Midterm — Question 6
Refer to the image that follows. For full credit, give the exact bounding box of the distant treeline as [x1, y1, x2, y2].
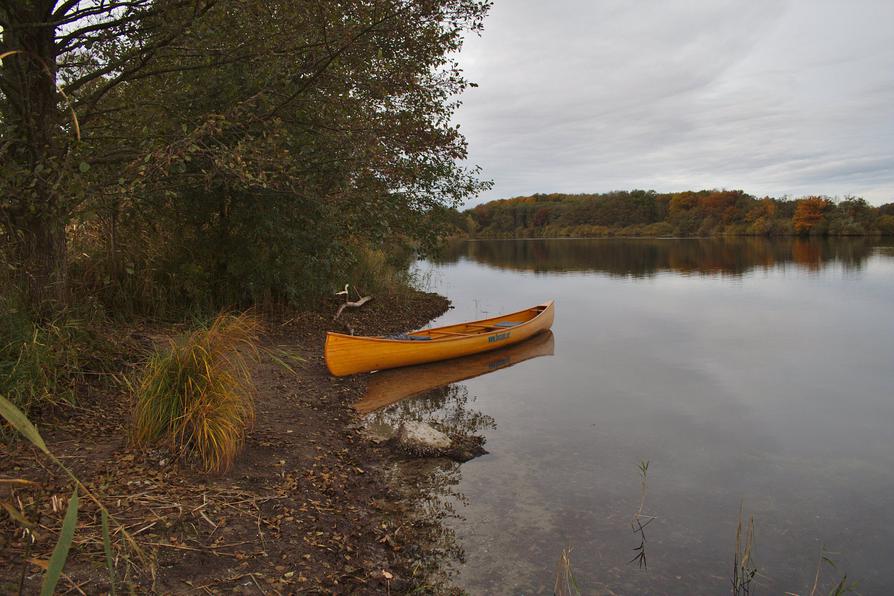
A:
[451, 190, 894, 238]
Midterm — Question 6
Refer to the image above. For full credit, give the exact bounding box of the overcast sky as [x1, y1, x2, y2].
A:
[455, 0, 894, 206]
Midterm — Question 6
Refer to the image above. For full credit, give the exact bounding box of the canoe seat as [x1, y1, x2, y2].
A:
[388, 333, 433, 341]
[494, 321, 520, 328]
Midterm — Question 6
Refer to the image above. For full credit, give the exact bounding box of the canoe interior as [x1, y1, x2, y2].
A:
[383, 303, 550, 341]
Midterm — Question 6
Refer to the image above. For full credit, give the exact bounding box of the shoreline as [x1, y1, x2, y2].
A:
[0, 290, 452, 594]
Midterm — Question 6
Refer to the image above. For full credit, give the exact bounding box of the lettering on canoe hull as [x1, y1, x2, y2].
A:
[488, 332, 510, 344]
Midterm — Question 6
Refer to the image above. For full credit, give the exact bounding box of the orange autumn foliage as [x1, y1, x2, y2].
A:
[793, 197, 832, 234]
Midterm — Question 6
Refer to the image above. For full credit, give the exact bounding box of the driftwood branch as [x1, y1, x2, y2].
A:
[333, 284, 372, 320]
[334, 295, 372, 320]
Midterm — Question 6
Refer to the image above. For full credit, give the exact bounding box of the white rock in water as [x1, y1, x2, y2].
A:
[395, 421, 452, 456]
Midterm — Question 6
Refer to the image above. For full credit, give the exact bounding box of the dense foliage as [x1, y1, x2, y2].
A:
[462, 191, 894, 238]
[1, 0, 491, 313]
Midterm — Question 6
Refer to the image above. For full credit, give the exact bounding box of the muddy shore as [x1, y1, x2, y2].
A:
[0, 290, 454, 594]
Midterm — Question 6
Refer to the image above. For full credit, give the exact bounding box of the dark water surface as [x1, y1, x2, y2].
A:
[375, 238, 894, 594]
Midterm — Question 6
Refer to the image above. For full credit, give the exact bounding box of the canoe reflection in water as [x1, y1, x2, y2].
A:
[354, 330, 555, 415]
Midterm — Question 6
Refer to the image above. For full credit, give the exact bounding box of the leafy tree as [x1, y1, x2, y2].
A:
[1, 0, 491, 311]
[793, 197, 832, 235]
[1, 0, 219, 306]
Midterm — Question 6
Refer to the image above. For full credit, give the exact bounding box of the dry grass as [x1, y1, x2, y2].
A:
[0, 290, 109, 438]
[554, 547, 581, 596]
[347, 245, 416, 297]
[131, 312, 261, 473]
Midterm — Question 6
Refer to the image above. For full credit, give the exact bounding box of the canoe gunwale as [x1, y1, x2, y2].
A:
[325, 301, 553, 345]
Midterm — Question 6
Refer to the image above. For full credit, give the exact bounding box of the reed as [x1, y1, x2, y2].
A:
[554, 547, 581, 596]
[629, 459, 654, 570]
[131, 312, 260, 473]
[809, 546, 858, 596]
[347, 244, 418, 297]
[731, 504, 758, 595]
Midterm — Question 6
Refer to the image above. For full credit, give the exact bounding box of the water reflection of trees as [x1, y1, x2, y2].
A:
[432, 238, 893, 276]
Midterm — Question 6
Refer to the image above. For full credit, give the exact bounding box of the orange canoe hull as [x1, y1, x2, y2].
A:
[325, 301, 555, 377]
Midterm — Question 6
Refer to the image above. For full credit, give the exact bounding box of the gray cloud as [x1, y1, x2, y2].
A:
[456, 0, 894, 205]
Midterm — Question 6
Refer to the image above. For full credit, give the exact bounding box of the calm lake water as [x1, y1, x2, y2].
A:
[370, 238, 894, 594]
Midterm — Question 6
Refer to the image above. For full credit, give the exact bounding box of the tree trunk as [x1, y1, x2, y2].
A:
[1, 1, 67, 309]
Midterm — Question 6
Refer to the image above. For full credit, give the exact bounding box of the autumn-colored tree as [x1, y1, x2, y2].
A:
[793, 197, 832, 234]
[465, 192, 891, 239]
[533, 207, 551, 227]
[668, 192, 700, 216]
[702, 191, 740, 222]
[746, 198, 778, 222]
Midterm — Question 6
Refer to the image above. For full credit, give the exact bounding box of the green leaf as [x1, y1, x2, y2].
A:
[101, 509, 117, 595]
[78, 161, 90, 173]
[41, 487, 79, 596]
[0, 393, 49, 454]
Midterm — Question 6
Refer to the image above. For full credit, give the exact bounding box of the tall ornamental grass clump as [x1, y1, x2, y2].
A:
[131, 313, 260, 473]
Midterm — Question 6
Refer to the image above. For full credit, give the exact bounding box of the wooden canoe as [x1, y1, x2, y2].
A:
[354, 330, 555, 414]
[325, 300, 555, 377]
